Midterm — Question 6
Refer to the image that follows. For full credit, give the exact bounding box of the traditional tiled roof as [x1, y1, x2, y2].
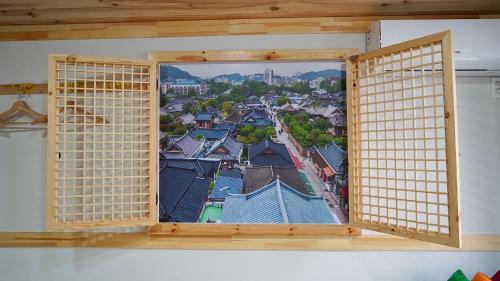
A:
[223, 111, 242, 123]
[178, 113, 195, 125]
[240, 109, 272, 127]
[209, 176, 243, 200]
[243, 165, 308, 194]
[316, 142, 347, 173]
[159, 158, 220, 222]
[221, 179, 337, 224]
[310, 149, 328, 169]
[248, 140, 295, 167]
[221, 167, 242, 179]
[306, 104, 342, 118]
[204, 133, 243, 162]
[164, 132, 202, 159]
[189, 128, 229, 141]
[164, 158, 220, 178]
[164, 102, 183, 113]
[195, 111, 215, 121]
[215, 122, 237, 133]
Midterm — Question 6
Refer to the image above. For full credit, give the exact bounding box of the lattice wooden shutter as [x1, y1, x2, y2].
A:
[47, 55, 157, 230]
[347, 31, 461, 247]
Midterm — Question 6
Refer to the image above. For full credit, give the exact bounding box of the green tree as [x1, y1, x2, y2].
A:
[182, 103, 193, 113]
[276, 97, 289, 106]
[160, 96, 170, 107]
[314, 119, 330, 131]
[207, 99, 219, 109]
[254, 128, 265, 140]
[222, 101, 233, 115]
[160, 114, 173, 124]
[239, 125, 254, 137]
[198, 101, 207, 112]
[265, 126, 276, 137]
[317, 134, 333, 146]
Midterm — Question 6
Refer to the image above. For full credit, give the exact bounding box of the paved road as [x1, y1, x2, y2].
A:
[271, 108, 348, 223]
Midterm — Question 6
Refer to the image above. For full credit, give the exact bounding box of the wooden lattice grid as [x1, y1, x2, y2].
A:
[47, 55, 157, 229]
[348, 31, 460, 247]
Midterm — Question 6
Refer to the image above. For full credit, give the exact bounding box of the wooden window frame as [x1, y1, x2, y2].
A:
[148, 48, 361, 237]
[40, 32, 461, 247]
[46, 55, 158, 230]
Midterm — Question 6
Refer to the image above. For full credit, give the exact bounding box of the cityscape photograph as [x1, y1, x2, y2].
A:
[159, 61, 348, 224]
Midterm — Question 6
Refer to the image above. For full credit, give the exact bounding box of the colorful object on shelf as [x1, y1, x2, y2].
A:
[448, 270, 470, 281]
[472, 272, 492, 281]
[491, 271, 500, 281]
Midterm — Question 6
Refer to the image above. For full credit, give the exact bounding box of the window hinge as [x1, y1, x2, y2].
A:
[156, 192, 158, 206]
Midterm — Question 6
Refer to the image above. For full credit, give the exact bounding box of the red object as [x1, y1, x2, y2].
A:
[490, 271, 500, 281]
[472, 272, 492, 281]
[287, 148, 304, 170]
[339, 186, 348, 199]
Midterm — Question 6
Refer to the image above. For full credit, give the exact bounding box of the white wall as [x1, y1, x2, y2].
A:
[1, 32, 499, 281]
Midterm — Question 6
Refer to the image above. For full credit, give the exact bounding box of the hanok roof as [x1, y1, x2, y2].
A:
[221, 179, 337, 224]
[178, 113, 195, 124]
[243, 166, 309, 195]
[195, 111, 215, 121]
[306, 104, 342, 118]
[209, 176, 243, 200]
[223, 111, 242, 123]
[164, 102, 184, 113]
[204, 133, 243, 162]
[240, 109, 272, 127]
[163, 158, 220, 179]
[189, 128, 229, 141]
[316, 142, 347, 173]
[215, 121, 237, 133]
[159, 158, 221, 222]
[221, 167, 242, 179]
[164, 132, 202, 159]
[310, 149, 328, 169]
[248, 140, 295, 167]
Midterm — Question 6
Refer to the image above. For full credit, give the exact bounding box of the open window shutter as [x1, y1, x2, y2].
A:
[47, 55, 157, 230]
[347, 31, 460, 247]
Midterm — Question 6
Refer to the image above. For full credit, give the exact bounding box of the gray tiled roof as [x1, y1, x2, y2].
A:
[221, 179, 337, 224]
[209, 176, 243, 200]
[248, 140, 295, 167]
[243, 165, 309, 195]
[195, 111, 215, 121]
[316, 142, 347, 173]
[164, 132, 202, 159]
[189, 128, 229, 141]
[205, 133, 243, 162]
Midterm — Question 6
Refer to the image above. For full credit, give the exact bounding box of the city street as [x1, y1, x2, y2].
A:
[270, 108, 348, 223]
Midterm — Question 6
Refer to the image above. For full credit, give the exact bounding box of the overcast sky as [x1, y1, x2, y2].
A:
[161, 61, 345, 79]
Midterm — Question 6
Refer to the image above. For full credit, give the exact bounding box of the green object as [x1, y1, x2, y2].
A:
[448, 270, 470, 281]
[298, 172, 316, 195]
[199, 205, 223, 223]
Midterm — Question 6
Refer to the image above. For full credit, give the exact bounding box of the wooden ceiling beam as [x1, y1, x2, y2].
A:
[0, 15, 499, 41]
[0, 0, 499, 26]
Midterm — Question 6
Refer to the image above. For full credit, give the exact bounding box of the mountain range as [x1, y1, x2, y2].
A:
[160, 65, 345, 82]
[160, 65, 199, 81]
[298, 69, 346, 80]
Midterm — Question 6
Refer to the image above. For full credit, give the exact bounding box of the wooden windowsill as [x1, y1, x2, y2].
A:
[0, 232, 498, 251]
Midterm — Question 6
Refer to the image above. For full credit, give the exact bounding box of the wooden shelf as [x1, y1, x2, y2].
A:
[0, 232, 498, 251]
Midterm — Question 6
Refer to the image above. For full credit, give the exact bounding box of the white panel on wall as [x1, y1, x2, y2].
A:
[0, 248, 499, 281]
[456, 77, 500, 234]
[0, 34, 365, 84]
[377, 19, 500, 76]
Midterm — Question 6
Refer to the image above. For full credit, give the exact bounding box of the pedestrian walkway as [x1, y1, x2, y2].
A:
[288, 148, 304, 170]
[275, 116, 348, 224]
